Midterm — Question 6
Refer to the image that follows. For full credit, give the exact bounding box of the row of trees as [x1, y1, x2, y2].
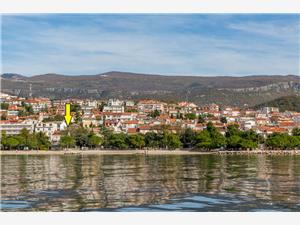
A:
[58, 124, 300, 151]
[1, 129, 51, 150]
[180, 123, 262, 150]
[103, 130, 182, 150]
[2, 124, 300, 151]
[60, 126, 182, 150]
[59, 127, 102, 149]
[266, 132, 300, 150]
[191, 124, 300, 150]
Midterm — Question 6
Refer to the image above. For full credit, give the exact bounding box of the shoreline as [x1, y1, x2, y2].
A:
[1, 149, 300, 156]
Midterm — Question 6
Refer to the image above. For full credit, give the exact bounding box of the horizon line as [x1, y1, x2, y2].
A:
[1, 71, 299, 78]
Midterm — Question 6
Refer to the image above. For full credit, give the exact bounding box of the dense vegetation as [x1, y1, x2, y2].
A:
[2, 124, 300, 151]
[0, 102, 9, 110]
[265, 128, 300, 150]
[18, 102, 34, 116]
[254, 96, 300, 112]
[1, 129, 51, 150]
[59, 126, 102, 149]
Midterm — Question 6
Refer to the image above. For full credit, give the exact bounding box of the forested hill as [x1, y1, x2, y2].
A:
[254, 96, 300, 112]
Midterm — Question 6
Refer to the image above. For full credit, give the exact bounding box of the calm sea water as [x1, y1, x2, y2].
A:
[1, 154, 300, 212]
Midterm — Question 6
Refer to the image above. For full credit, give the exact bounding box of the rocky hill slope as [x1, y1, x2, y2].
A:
[1, 71, 299, 107]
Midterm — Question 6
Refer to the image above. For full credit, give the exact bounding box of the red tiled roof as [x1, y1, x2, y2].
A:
[127, 128, 138, 134]
[0, 120, 19, 124]
[257, 126, 287, 133]
[123, 120, 138, 124]
[138, 100, 163, 104]
[138, 125, 151, 130]
[278, 121, 296, 127]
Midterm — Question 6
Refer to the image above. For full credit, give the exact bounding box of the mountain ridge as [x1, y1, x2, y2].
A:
[1, 71, 299, 107]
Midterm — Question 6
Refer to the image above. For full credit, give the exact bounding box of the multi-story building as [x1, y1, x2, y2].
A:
[0, 120, 35, 135]
[261, 107, 279, 115]
[25, 98, 50, 113]
[103, 99, 124, 113]
[35, 121, 67, 140]
[137, 100, 164, 113]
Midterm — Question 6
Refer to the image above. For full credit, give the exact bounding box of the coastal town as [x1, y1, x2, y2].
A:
[1, 91, 300, 151]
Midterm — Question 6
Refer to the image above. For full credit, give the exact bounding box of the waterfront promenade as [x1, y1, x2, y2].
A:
[1, 149, 300, 155]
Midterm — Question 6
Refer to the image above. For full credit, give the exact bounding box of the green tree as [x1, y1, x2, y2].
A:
[19, 128, 31, 148]
[18, 103, 34, 116]
[35, 132, 51, 150]
[241, 129, 261, 149]
[71, 103, 81, 112]
[198, 115, 205, 123]
[26, 104, 34, 114]
[1, 131, 8, 149]
[6, 137, 19, 150]
[226, 124, 241, 137]
[292, 128, 300, 136]
[145, 132, 161, 149]
[239, 139, 258, 150]
[226, 135, 242, 149]
[180, 128, 196, 148]
[206, 113, 214, 118]
[127, 134, 145, 149]
[266, 133, 290, 150]
[195, 122, 225, 150]
[241, 129, 260, 142]
[226, 125, 259, 150]
[287, 136, 300, 149]
[195, 130, 212, 150]
[0, 102, 9, 110]
[74, 111, 82, 124]
[100, 125, 113, 147]
[69, 103, 82, 124]
[87, 134, 103, 149]
[161, 131, 182, 149]
[107, 133, 128, 149]
[18, 110, 26, 117]
[15, 135, 25, 149]
[210, 130, 226, 149]
[220, 116, 227, 124]
[28, 134, 38, 150]
[149, 109, 160, 118]
[60, 135, 76, 148]
[72, 127, 88, 148]
[185, 113, 197, 120]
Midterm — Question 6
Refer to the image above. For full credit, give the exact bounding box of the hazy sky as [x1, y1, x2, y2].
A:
[1, 14, 299, 76]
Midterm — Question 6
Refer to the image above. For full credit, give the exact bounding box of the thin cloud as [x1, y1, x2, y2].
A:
[228, 20, 299, 44]
[1, 14, 299, 76]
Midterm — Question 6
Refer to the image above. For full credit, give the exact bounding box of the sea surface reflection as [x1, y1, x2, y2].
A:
[1, 154, 300, 211]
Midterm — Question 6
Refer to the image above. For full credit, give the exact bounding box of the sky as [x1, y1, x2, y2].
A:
[1, 14, 299, 76]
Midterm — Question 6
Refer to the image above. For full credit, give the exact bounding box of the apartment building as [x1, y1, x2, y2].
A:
[0, 120, 35, 135]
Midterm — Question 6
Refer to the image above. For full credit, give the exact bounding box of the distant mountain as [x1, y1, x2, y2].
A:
[254, 95, 300, 112]
[1, 71, 299, 107]
[1, 73, 28, 80]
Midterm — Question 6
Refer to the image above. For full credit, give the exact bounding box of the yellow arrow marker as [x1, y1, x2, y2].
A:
[64, 103, 72, 126]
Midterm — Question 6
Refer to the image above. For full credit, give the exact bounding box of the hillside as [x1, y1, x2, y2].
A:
[254, 96, 300, 112]
[1, 71, 299, 107]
